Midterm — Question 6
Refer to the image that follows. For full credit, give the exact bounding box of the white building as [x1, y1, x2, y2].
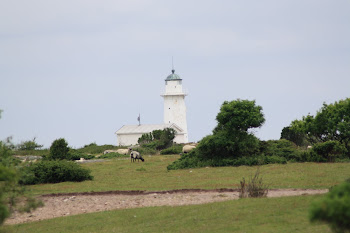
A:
[115, 69, 189, 146]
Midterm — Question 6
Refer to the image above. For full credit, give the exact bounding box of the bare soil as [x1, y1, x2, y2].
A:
[5, 188, 328, 225]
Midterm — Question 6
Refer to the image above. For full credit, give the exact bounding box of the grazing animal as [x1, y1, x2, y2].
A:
[103, 150, 118, 155]
[129, 148, 145, 162]
[116, 149, 129, 155]
[103, 149, 129, 155]
[182, 144, 197, 154]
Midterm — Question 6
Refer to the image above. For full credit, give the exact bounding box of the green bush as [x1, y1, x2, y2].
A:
[19, 160, 93, 185]
[259, 139, 300, 161]
[136, 147, 157, 155]
[49, 138, 69, 160]
[99, 152, 129, 159]
[77, 144, 119, 155]
[0, 165, 17, 224]
[310, 180, 350, 232]
[196, 131, 261, 160]
[17, 138, 43, 151]
[138, 128, 176, 150]
[0, 141, 21, 167]
[312, 141, 347, 162]
[68, 149, 95, 160]
[167, 152, 287, 170]
[160, 145, 182, 155]
[0, 140, 43, 224]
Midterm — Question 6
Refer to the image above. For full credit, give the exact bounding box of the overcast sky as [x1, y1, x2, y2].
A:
[1, 0, 349, 148]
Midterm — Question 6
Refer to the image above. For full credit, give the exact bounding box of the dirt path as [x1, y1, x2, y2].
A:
[5, 189, 328, 225]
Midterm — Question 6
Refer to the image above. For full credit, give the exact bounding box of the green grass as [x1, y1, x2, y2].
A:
[5, 195, 331, 233]
[26, 155, 350, 195]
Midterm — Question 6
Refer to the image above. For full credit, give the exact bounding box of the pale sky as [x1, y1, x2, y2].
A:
[1, 0, 349, 148]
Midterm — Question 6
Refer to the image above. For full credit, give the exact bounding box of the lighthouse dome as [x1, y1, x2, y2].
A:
[165, 69, 182, 81]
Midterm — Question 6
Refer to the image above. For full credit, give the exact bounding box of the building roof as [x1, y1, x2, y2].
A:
[115, 123, 184, 135]
[165, 69, 182, 81]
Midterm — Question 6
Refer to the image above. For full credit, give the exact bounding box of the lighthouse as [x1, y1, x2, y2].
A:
[116, 68, 189, 146]
[161, 69, 189, 143]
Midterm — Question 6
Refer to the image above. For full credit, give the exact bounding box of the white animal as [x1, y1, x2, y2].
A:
[129, 148, 144, 162]
[116, 149, 129, 155]
[182, 144, 197, 153]
[103, 150, 118, 155]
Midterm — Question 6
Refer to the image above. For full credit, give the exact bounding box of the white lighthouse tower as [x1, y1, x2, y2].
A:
[161, 69, 189, 143]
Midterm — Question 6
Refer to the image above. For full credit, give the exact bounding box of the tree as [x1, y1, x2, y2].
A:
[198, 99, 265, 159]
[17, 137, 43, 151]
[50, 138, 69, 160]
[138, 128, 176, 150]
[280, 119, 309, 147]
[138, 133, 153, 145]
[282, 98, 350, 156]
[310, 180, 350, 232]
[312, 99, 350, 152]
[214, 99, 265, 133]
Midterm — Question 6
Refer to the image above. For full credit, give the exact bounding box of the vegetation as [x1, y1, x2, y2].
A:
[23, 156, 350, 195]
[6, 195, 331, 233]
[16, 138, 43, 151]
[168, 99, 271, 169]
[0, 112, 42, 225]
[169, 98, 350, 170]
[98, 152, 129, 159]
[68, 149, 95, 160]
[239, 167, 269, 198]
[310, 180, 350, 232]
[49, 138, 70, 160]
[1, 152, 350, 231]
[281, 98, 350, 157]
[207, 99, 265, 159]
[311, 141, 347, 162]
[76, 143, 119, 155]
[138, 128, 176, 150]
[19, 160, 93, 185]
[160, 144, 183, 155]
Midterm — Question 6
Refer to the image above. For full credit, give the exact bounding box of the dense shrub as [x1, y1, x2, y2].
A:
[160, 145, 182, 155]
[136, 147, 157, 155]
[0, 141, 21, 167]
[312, 141, 347, 162]
[17, 138, 43, 151]
[77, 144, 118, 154]
[68, 149, 95, 160]
[49, 138, 69, 160]
[310, 180, 350, 232]
[196, 131, 260, 160]
[138, 128, 176, 150]
[19, 160, 93, 185]
[282, 98, 350, 156]
[99, 152, 129, 159]
[260, 139, 300, 161]
[167, 152, 287, 170]
[0, 140, 42, 224]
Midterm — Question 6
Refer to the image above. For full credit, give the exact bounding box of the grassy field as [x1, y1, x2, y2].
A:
[3, 155, 348, 232]
[26, 155, 350, 195]
[5, 195, 331, 233]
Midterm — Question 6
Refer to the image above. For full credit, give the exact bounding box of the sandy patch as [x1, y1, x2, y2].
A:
[5, 188, 327, 225]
